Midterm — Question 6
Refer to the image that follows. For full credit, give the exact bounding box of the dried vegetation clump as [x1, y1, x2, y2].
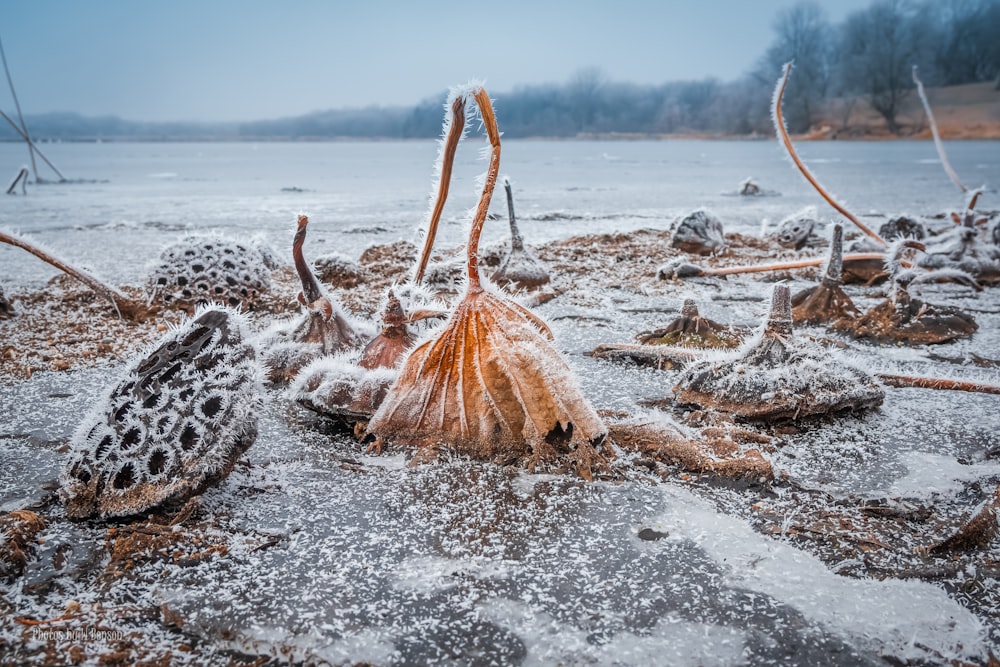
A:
[0, 276, 183, 382]
[673, 285, 885, 421]
[609, 418, 773, 481]
[667, 209, 727, 255]
[636, 299, 742, 349]
[61, 307, 262, 519]
[0, 510, 46, 582]
[313, 252, 364, 289]
[791, 225, 860, 326]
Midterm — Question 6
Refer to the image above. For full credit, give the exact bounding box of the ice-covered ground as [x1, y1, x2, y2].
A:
[2, 140, 1000, 665]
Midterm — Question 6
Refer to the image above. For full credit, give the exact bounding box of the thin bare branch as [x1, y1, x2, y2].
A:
[773, 63, 885, 245]
[704, 253, 886, 276]
[912, 66, 966, 194]
[0, 228, 145, 318]
[877, 374, 1000, 395]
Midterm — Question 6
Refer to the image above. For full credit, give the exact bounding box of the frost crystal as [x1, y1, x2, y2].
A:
[147, 235, 272, 310]
[674, 284, 884, 420]
[61, 307, 262, 519]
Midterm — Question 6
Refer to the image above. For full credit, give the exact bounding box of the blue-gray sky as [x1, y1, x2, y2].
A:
[3, 0, 871, 122]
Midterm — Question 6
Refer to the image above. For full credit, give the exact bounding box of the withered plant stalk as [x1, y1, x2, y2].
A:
[413, 96, 466, 285]
[773, 63, 885, 246]
[912, 66, 967, 194]
[0, 228, 145, 318]
[877, 374, 1000, 395]
[700, 253, 885, 276]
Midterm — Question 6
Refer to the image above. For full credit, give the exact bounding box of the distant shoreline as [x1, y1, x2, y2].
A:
[2, 133, 998, 143]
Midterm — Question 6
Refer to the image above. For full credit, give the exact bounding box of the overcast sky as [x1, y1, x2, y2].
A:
[3, 0, 871, 122]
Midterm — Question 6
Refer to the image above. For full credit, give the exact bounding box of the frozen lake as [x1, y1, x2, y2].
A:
[2, 139, 1000, 665]
[1, 138, 997, 285]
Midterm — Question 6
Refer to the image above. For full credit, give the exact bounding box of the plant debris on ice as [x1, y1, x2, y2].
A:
[2, 130, 1000, 665]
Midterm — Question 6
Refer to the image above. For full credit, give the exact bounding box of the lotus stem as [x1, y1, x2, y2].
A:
[466, 87, 502, 291]
[773, 63, 885, 246]
[414, 96, 466, 285]
[292, 214, 324, 305]
[822, 224, 844, 286]
[701, 253, 886, 276]
[764, 284, 793, 338]
[913, 66, 966, 194]
[503, 177, 524, 252]
[878, 374, 1000, 395]
[0, 228, 143, 318]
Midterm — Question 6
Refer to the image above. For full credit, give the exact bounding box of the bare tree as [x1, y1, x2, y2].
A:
[565, 67, 608, 133]
[754, 2, 832, 132]
[836, 0, 927, 134]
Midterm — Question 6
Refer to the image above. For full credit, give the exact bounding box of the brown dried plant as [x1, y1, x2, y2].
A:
[791, 224, 860, 326]
[673, 284, 884, 421]
[0, 228, 150, 319]
[291, 214, 364, 353]
[636, 299, 742, 349]
[412, 96, 467, 286]
[913, 66, 968, 197]
[366, 86, 609, 479]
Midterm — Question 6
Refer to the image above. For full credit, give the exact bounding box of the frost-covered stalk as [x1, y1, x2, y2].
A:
[773, 63, 885, 246]
[465, 87, 502, 290]
[764, 284, 794, 339]
[912, 66, 967, 194]
[413, 95, 467, 285]
[293, 214, 324, 305]
[710, 253, 882, 276]
[878, 374, 1000, 395]
[504, 177, 524, 252]
[0, 227, 145, 319]
[822, 225, 844, 286]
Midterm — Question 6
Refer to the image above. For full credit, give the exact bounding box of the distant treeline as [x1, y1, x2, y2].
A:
[3, 0, 998, 142]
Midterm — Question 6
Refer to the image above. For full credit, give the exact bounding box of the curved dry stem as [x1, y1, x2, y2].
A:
[414, 96, 466, 285]
[773, 64, 885, 246]
[466, 87, 502, 291]
[0, 228, 144, 318]
[293, 214, 323, 304]
[913, 66, 967, 194]
[877, 374, 1000, 395]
